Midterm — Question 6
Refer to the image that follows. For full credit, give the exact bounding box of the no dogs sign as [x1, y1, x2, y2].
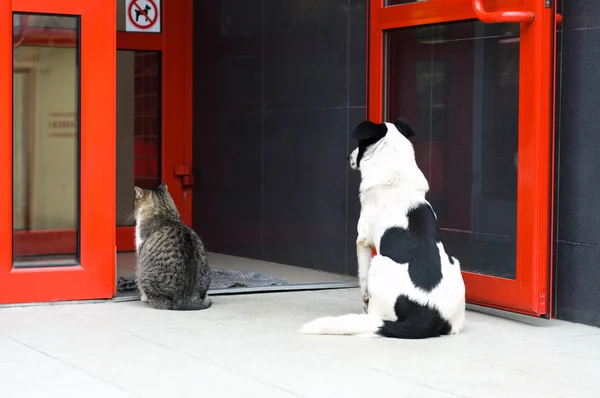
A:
[125, 0, 161, 33]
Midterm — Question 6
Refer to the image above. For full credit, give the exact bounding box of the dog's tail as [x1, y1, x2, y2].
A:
[300, 309, 445, 339]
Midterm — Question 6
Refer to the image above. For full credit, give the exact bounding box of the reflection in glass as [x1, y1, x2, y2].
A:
[116, 51, 161, 227]
[12, 14, 80, 267]
[117, 0, 127, 31]
[386, 21, 520, 278]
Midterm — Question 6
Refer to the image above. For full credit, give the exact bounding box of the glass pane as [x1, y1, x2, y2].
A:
[386, 21, 519, 279]
[12, 14, 80, 267]
[116, 50, 161, 227]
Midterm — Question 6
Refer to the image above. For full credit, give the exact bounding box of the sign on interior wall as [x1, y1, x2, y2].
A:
[125, 0, 161, 33]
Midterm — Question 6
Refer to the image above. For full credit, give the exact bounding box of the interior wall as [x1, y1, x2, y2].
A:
[553, 0, 600, 327]
[192, 0, 367, 275]
[115, 51, 135, 226]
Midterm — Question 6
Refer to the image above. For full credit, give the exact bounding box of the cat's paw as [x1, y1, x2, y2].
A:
[140, 293, 148, 302]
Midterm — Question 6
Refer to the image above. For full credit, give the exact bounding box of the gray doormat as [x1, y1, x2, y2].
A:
[116, 269, 287, 293]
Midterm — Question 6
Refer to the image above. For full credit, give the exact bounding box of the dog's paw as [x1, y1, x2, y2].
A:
[361, 290, 370, 310]
[362, 299, 369, 314]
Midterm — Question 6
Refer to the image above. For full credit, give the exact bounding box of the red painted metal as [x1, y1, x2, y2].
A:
[13, 0, 82, 15]
[369, 0, 558, 316]
[160, 0, 194, 226]
[546, 2, 559, 319]
[472, 0, 533, 23]
[117, 32, 162, 51]
[1, 0, 116, 304]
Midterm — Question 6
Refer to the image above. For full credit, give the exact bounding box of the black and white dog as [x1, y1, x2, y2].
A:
[300, 119, 466, 339]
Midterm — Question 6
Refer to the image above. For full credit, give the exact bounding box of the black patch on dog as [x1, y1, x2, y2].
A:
[393, 118, 415, 138]
[379, 203, 444, 292]
[377, 295, 451, 339]
[351, 121, 388, 168]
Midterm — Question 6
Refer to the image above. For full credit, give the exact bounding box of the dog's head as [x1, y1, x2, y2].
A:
[348, 118, 416, 171]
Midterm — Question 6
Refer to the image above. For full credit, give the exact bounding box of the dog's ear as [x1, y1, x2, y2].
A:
[393, 118, 415, 138]
[351, 121, 388, 141]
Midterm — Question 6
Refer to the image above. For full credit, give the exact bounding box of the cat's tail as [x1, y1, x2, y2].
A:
[183, 295, 212, 311]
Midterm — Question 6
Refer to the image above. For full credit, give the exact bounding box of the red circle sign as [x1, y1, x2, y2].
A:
[127, 0, 158, 30]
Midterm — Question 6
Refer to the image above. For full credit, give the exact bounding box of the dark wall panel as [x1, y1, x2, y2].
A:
[349, 0, 367, 107]
[263, 0, 349, 109]
[192, 0, 367, 275]
[556, 30, 600, 244]
[554, 0, 600, 327]
[262, 108, 348, 272]
[561, 0, 600, 31]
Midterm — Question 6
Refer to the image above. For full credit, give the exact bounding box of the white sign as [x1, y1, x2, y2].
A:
[125, 0, 161, 33]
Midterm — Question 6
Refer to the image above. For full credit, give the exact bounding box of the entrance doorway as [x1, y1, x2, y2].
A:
[1, 0, 560, 312]
[1, 0, 356, 305]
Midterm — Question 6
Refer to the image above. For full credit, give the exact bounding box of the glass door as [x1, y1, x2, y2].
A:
[369, 0, 559, 315]
[0, 0, 116, 304]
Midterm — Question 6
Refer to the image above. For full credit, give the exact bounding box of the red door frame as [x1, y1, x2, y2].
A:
[6, 0, 194, 256]
[115, 0, 194, 251]
[369, 0, 558, 316]
[1, 0, 116, 304]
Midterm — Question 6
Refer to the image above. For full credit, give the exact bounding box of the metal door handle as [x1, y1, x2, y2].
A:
[556, 14, 563, 25]
[472, 0, 534, 24]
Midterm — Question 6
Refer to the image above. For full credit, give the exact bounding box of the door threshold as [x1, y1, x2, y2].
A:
[0, 282, 359, 308]
[113, 281, 359, 302]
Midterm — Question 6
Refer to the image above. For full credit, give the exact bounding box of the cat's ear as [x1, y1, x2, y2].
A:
[159, 183, 168, 191]
[134, 186, 143, 200]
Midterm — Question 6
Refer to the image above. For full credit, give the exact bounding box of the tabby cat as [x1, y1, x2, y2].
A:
[134, 183, 212, 310]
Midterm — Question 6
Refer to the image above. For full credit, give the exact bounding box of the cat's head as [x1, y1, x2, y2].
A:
[133, 183, 180, 222]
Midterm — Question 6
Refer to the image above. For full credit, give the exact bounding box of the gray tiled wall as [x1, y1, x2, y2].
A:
[554, 0, 600, 327]
[192, 0, 367, 275]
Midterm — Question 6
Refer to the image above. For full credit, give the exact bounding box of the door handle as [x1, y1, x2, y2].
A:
[472, 0, 534, 24]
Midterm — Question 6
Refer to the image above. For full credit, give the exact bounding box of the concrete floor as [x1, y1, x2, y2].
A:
[1, 288, 600, 398]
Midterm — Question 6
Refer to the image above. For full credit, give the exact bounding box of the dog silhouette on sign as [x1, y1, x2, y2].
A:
[134, 4, 152, 23]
